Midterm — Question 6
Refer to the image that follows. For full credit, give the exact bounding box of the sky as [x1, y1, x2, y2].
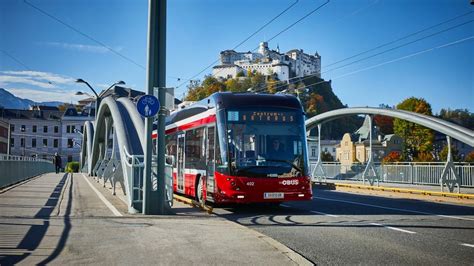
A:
[0, 0, 472, 113]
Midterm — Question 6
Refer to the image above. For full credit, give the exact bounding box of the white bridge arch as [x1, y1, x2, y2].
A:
[305, 107, 474, 192]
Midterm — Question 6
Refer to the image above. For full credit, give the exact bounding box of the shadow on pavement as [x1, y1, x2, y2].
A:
[0, 173, 73, 265]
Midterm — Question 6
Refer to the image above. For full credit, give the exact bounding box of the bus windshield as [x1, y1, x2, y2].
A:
[225, 109, 308, 178]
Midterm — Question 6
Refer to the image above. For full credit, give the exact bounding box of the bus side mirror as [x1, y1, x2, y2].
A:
[166, 155, 175, 166]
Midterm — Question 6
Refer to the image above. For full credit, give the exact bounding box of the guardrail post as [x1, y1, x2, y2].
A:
[440, 136, 461, 193]
[312, 123, 327, 182]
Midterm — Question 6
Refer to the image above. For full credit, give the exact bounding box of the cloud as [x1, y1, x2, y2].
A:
[6, 88, 85, 103]
[0, 70, 75, 88]
[40, 42, 123, 54]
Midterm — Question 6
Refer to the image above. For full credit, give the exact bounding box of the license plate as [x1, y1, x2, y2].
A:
[264, 192, 284, 199]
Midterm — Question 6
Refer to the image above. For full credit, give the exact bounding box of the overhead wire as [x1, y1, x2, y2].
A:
[23, 0, 146, 70]
[324, 10, 473, 68]
[254, 35, 474, 94]
[268, 17, 474, 91]
[0, 50, 32, 71]
[176, 0, 302, 89]
[268, 11, 474, 87]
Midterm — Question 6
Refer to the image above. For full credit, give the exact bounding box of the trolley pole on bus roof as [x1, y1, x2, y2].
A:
[143, 0, 169, 215]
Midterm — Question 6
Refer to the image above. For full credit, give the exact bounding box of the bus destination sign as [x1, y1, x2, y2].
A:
[228, 111, 295, 123]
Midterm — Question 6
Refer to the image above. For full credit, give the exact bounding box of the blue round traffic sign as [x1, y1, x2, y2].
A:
[137, 95, 160, 117]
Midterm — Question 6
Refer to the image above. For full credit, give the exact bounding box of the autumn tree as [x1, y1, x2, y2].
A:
[393, 97, 434, 161]
[382, 151, 401, 163]
[439, 144, 461, 162]
[465, 151, 474, 163]
[374, 115, 394, 134]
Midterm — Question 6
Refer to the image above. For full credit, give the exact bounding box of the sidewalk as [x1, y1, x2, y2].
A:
[0, 173, 311, 265]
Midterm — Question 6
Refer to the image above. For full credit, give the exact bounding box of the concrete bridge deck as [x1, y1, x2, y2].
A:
[0, 173, 308, 265]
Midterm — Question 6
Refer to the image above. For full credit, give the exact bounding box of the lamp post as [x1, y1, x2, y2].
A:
[75, 79, 126, 118]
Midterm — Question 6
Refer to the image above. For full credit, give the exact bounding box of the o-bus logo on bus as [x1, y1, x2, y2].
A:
[281, 180, 299, 185]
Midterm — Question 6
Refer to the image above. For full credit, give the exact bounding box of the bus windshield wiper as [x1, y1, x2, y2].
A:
[264, 159, 303, 174]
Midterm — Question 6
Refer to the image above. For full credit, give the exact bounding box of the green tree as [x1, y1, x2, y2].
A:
[439, 144, 461, 162]
[438, 108, 474, 130]
[250, 72, 265, 92]
[266, 76, 277, 94]
[321, 151, 334, 162]
[393, 97, 434, 161]
[225, 78, 241, 92]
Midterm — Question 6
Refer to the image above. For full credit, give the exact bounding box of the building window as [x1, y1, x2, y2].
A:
[32, 138, 36, 148]
[21, 125, 26, 132]
[32, 125, 37, 133]
[67, 155, 73, 162]
[43, 126, 48, 133]
[10, 138, 14, 147]
[66, 125, 71, 133]
[71, 125, 76, 133]
[10, 125, 14, 132]
[43, 139, 48, 147]
[21, 138, 25, 147]
[54, 139, 59, 148]
[54, 126, 59, 133]
[67, 138, 74, 148]
[81, 126, 84, 133]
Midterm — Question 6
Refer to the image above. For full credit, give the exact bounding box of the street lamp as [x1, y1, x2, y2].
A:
[99, 80, 125, 98]
[75, 79, 126, 118]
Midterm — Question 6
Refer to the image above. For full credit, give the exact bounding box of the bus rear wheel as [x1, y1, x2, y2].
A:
[196, 176, 204, 204]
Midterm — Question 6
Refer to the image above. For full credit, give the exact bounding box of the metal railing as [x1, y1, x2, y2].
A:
[123, 147, 173, 209]
[123, 147, 145, 206]
[0, 154, 52, 163]
[310, 162, 474, 188]
[0, 154, 55, 189]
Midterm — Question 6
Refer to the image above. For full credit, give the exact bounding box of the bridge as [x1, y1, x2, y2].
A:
[1, 95, 474, 265]
[78, 98, 474, 215]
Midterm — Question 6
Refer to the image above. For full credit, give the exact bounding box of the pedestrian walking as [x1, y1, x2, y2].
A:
[54, 153, 62, 174]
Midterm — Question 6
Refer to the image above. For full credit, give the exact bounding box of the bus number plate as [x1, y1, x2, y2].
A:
[264, 192, 284, 199]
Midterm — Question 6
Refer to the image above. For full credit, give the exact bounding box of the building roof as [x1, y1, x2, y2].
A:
[0, 108, 63, 121]
[29, 105, 60, 111]
[352, 116, 380, 142]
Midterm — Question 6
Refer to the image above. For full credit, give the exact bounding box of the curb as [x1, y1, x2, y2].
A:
[318, 182, 474, 199]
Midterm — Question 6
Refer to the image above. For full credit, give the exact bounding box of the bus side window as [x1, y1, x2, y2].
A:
[185, 128, 206, 170]
[207, 126, 215, 176]
[165, 133, 177, 167]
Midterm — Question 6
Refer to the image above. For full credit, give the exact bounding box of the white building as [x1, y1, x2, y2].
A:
[307, 138, 339, 162]
[212, 42, 321, 82]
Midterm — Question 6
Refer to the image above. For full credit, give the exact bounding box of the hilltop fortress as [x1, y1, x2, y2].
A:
[212, 42, 321, 82]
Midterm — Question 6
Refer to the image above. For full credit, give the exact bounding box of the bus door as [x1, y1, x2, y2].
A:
[176, 133, 185, 193]
[206, 126, 215, 199]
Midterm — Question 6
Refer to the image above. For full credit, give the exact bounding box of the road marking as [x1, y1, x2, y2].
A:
[370, 222, 416, 234]
[310, 210, 339, 217]
[460, 243, 474, 248]
[81, 174, 122, 217]
[313, 196, 474, 221]
[280, 204, 340, 217]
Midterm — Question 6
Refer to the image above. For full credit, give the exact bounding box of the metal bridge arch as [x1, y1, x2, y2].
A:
[305, 107, 474, 192]
[81, 96, 146, 212]
[305, 107, 473, 146]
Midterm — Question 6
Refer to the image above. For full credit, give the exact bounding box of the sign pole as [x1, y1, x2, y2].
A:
[143, 0, 167, 214]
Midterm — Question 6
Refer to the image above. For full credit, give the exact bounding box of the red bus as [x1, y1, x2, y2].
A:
[154, 92, 312, 205]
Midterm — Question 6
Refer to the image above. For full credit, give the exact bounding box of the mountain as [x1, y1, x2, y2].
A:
[0, 88, 64, 109]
